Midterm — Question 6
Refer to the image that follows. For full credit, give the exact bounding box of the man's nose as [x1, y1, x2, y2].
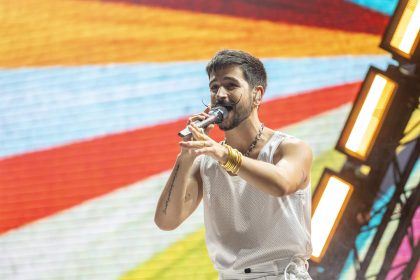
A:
[216, 87, 228, 99]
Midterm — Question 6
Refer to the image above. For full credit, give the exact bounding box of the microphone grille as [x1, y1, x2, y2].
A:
[213, 106, 228, 123]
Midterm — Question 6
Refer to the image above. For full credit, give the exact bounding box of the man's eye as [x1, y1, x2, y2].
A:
[210, 86, 219, 93]
[226, 84, 237, 90]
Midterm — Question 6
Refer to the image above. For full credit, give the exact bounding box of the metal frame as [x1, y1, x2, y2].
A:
[355, 138, 420, 279]
[376, 179, 420, 279]
[309, 75, 419, 278]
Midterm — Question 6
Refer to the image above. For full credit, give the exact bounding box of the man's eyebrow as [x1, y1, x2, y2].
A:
[223, 76, 240, 83]
[209, 76, 240, 86]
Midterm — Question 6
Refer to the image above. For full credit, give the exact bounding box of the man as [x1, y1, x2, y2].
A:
[155, 49, 312, 280]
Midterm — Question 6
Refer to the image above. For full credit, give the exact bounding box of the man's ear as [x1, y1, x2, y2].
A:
[253, 86, 264, 106]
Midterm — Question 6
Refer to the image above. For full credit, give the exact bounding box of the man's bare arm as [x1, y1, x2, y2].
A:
[236, 137, 312, 196]
[154, 153, 203, 230]
[181, 124, 312, 197]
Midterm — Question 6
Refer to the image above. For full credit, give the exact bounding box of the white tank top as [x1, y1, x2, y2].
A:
[199, 131, 312, 272]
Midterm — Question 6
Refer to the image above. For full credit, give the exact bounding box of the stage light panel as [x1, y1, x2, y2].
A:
[336, 67, 398, 162]
[311, 170, 354, 262]
[381, 0, 420, 62]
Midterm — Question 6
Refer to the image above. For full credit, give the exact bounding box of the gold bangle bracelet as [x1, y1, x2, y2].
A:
[220, 144, 243, 174]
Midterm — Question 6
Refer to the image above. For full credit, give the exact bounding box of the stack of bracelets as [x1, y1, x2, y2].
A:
[219, 144, 243, 175]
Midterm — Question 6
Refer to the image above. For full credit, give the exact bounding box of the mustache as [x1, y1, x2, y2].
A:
[211, 93, 242, 109]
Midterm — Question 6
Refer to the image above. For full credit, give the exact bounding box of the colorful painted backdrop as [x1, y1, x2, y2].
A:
[0, 0, 418, 279]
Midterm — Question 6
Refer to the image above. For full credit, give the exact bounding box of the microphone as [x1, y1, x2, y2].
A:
[178, 106, 228, 138]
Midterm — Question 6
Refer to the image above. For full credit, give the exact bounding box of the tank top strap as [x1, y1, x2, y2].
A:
[258, 131, 288, 164]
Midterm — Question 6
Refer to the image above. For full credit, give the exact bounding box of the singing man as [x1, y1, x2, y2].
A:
[155, 49, 313, 280]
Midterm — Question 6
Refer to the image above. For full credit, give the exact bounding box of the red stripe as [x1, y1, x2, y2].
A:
[104, 0, 389, 35]
[0, 82, 360, 233]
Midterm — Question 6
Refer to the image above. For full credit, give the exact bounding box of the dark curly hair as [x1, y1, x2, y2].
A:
[206, 49, 267, 90]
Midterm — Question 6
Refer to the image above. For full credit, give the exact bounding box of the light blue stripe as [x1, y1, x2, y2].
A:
[0, 56, 392, 158]
[347, 0, 398, 15]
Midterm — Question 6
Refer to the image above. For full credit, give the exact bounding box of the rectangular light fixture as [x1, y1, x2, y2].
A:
[311, 170, 354, 263]
[336, 67, 398, 162]
[381, 0, 420, 63]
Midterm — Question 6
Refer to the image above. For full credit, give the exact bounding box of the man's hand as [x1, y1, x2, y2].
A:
[179, 121, 228, 164]
[186, 107, 214, 137]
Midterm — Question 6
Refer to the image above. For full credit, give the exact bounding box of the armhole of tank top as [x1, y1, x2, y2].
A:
[271, 133, 305, 197]
[268, 132, 288, 164]
[199, 154, 207, 182]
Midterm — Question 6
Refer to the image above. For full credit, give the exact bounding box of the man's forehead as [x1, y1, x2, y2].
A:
[209, 65, 245, 83]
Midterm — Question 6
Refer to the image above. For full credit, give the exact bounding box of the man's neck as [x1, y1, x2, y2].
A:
[224, 115, 263, 154]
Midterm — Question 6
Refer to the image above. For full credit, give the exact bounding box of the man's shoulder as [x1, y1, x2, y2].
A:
[272, 131, 312, 160]
[270, 130, 308, 147]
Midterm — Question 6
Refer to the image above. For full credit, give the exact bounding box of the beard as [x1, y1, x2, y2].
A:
[218, 101, 253, 131]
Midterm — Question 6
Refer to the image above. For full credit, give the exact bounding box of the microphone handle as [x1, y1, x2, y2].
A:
[178, 115, 217, 138]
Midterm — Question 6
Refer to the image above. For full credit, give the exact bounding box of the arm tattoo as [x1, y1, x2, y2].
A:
[163, 163, 180, 214]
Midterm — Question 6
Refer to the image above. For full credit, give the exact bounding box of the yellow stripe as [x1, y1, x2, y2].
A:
[0, 0, 386, 67]
[120, 227, 217, 280]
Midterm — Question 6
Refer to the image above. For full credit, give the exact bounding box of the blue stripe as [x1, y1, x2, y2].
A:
[0, 56, 392, 158]
[347, 0, 398, 15]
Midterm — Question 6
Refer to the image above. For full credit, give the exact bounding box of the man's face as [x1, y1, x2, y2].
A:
[209, 65, 253, 131]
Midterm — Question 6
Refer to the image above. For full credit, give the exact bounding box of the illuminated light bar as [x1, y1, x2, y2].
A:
[381, 0, 420, 62]
[336, 67, 398, 162]
[311, 170, 354, 262]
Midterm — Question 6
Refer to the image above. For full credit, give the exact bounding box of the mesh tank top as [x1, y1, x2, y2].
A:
[199, 131, 312, 272]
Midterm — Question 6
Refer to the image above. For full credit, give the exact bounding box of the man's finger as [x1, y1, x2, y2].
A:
[204, 124, 214, 134]
[204, 105, 211, 114]
[179, 140, 207, 148]
[188, 114, 206, 125]
[190, 123, 208, 141]
[194, 147, 213, 155]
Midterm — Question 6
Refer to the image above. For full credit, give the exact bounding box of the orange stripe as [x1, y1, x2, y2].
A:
[0, 0, 385, 67]
[0, 83, 360, 234]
